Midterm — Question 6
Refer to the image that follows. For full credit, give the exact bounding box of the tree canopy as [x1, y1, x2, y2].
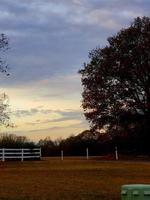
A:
[79, 17, 150, 143]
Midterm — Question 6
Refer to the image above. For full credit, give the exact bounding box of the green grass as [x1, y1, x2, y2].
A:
[0, 157, 150, 200]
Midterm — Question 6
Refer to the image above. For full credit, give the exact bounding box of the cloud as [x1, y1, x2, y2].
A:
[25, 109, 85, 125]
[27, 121, 87, 133]
[7, 120, 88, 141]
[13, 108, 53, 117]
[0, 0, 148, 88]
[12, 104, 85, 119]
[13, 108, 84, 124]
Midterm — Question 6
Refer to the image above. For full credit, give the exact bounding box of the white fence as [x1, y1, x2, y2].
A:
[0, 148, 41, 162]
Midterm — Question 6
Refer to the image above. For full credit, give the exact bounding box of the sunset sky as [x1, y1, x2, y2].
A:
[0, 0, 149, 141]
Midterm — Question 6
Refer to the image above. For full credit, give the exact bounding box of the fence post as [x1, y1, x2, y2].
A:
[39, 148, 41, 158]
[2, 148, 5, 162]
[115, 146, 118, 160]
[21, 149, 24, 162]
[86, 148, 89, 160]
[61, 150, 63, 160]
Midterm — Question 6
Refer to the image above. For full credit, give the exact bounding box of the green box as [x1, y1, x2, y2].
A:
[121, 185, 150, 200]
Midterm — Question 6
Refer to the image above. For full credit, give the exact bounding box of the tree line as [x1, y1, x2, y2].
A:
[0, 129, 148, 156]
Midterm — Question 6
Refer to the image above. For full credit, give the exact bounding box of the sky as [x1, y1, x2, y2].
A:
[0, 0, 149, 141]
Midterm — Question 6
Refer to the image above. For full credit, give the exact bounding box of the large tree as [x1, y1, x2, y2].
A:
[79, 17, 150, 143]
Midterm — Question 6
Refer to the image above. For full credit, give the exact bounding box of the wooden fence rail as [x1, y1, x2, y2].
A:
[0, 148, 41, 161]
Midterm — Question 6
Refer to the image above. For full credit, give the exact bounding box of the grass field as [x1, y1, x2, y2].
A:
[0, 157, 150, 200]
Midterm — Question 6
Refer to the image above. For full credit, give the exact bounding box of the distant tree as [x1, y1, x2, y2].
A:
[38, 137, 58, 156]
[0, 134, 35, 148]
[79, 17, 150, 146]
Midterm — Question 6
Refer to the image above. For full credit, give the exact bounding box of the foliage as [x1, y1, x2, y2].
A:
[38, 137, 59, 156]
[0, 133, 35, 148]
[79, 17, 150, 144]
[38, 130, 113, 156]
[0, 129, 148, 155]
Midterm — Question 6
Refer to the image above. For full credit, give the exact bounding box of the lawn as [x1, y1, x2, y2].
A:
[0, 157, 150, 200]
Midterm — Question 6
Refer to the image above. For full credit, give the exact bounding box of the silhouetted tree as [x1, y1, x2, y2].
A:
[79, 17, 150, 150]
[0, 134, 35, 148]
[38, 137, 58, 156]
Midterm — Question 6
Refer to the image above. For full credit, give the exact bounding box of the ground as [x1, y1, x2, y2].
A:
[0, 157, 150, 200]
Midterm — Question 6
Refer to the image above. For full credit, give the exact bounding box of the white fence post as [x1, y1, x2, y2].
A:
[115, 146, 118, 160]
[86, 148, 89, 160]
[2, 148, 5, 162]
[39, 148, 41, 158]
[61, 150, 63, 160]
[21, 149, 24, 162]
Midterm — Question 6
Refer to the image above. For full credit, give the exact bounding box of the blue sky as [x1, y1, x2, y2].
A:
[0, 0, 149, 141]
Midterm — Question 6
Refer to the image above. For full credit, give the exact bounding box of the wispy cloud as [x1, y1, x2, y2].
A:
[7, 121, 88, 141]
[13, 108, 52, 118]
[24, 109, 84, 125]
